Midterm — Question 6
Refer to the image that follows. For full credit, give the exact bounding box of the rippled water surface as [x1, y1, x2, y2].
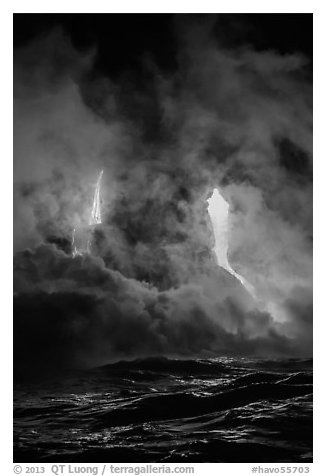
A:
[14, 357, 312, 462]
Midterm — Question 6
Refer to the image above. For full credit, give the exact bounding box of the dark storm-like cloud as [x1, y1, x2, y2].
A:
[14, 245, 298, 373]
[13, 16, 312, 370]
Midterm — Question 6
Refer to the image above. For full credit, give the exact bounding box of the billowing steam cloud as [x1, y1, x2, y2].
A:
[13, 19, 312, 373]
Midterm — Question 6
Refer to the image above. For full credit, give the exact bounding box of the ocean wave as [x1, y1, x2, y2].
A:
[14, 357, 313, 463]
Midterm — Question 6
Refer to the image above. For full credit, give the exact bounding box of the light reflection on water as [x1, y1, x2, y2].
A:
[14, 357, 312, 463]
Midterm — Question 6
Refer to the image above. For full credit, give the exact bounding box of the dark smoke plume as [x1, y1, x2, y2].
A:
[13, 18, 312, 372]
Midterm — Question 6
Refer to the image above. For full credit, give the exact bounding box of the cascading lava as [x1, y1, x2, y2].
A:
[72, 177, 256, 303]
[89, 170, 103, 226]
[72, 170, 103, 257]
[207, 188, 256, 298]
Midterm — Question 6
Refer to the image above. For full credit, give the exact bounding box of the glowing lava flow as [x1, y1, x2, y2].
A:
[207, 188, 256, 298]
[72, 170, 103, 257]
[71, 227, 80, 258]
[89, 170, 103, 226]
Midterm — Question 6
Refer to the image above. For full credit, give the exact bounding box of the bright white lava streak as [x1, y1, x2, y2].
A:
[207, 188, 256, 298]
[89, 170, 104, 226]
[72, 170, 104, 257]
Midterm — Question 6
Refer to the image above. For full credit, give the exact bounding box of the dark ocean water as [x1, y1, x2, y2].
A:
[14, 357, 313, 463]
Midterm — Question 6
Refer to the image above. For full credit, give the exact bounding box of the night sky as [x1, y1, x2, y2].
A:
[14, 14, 312, 74]
[13, 14, 313, 374]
